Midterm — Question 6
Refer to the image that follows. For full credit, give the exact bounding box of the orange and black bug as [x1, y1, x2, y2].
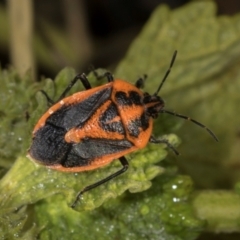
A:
[28, 51, 218, 208]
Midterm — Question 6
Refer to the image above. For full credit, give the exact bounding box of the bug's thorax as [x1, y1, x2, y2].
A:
[106, 80, 152, 149]
[143, 93, 165, 119]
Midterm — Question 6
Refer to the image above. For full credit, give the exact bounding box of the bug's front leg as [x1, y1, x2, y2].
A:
[149, 135, 179, 155]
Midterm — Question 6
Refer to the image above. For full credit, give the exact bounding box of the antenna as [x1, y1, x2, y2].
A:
[154, 50, 177, 96]
[161, 109, 219, 142]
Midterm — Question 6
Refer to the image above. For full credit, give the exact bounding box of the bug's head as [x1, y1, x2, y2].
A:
[144, 51, 218, 142]
[143, 93, 165, 118]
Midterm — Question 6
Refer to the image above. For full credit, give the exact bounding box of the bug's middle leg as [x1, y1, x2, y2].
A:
[149, 135, 179, 155]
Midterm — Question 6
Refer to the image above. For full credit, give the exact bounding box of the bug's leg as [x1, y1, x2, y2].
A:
[56, 73, 92, 101]
[71, 156, 129, 208]
[91, 68, 114, 83]
[135, 74, 147, 89]
[90, 65, 102, 80]
[40, 73, 93, 107]
[104, 72, 114, 82]
[149, 135, 179, 155]
[89, 64, 99, 78]
[40, 90, 55, 106]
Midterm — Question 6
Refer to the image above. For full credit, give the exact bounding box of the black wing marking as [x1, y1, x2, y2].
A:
[99, 102, 125, 134]
[115, 90, 142, 106]
[127, 113, 150, 138]
[29, 124, 71, 165]
[46, 87, 112, 130]
[61, 138, 133, 168]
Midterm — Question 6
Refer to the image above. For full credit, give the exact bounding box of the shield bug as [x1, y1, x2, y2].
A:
[28, 51, 218, 207]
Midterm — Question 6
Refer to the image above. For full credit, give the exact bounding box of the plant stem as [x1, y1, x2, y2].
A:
[8, 0, 35, 79]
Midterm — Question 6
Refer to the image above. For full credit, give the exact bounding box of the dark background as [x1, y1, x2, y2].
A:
[1, 0, 240, 79]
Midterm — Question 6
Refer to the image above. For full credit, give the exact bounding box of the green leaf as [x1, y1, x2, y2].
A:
[0, 205, 39, 240]
[0, 68, 41, 168]
[35, 175, 202, 240]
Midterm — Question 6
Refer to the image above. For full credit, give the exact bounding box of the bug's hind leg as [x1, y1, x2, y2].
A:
[71, 156, 129, 208]
[149, 135, 179, 155]
[91, 67, 114, 83]
[40, 90, 55, 106]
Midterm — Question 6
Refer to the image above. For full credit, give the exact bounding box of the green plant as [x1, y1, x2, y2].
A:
[1, 2, 240, 239]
